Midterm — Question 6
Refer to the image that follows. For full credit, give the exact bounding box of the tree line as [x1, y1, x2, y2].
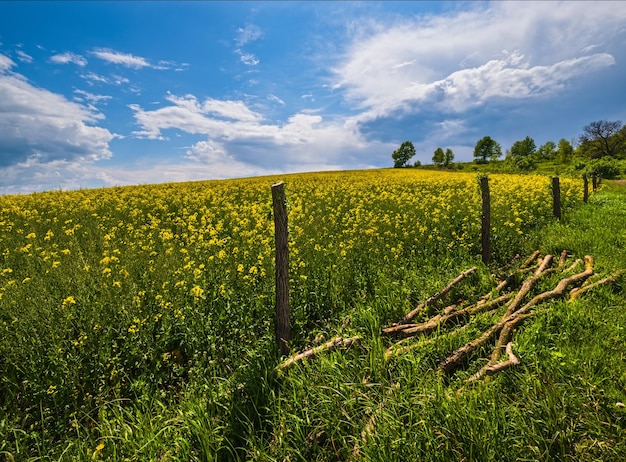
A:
[392, 119, 626, 178]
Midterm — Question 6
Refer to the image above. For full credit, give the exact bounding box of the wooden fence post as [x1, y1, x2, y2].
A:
[272, 182, 290, 356]
[480, 175, 491, 265]
[583, 174, 589, 203]
[552, 177, 561, 220]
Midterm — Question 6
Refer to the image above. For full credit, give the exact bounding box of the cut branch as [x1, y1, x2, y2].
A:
[277, 336, 361, 371]
[383, 293, 513, 338]
[440, 256, 594, 376]
[570, 270, 623, 301]
[399, 267, 477, 324]
[503, 254, 554, 317]
[468, 342, 519, 382]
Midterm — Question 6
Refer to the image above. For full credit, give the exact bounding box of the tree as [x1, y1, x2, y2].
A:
[536, 141, 556, 160]
[443, 148, 454, 168]
[432, 147, 445, 166]
[473, 136, 501, 163]
[509, 136, 536, 158]
[578, 120, 625, 159]
[556, 138, 574, 164]
[392, 141, 416, 168]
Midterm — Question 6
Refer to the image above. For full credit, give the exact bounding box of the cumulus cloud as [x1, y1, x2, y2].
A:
[0, 54, 14, 72]
[0, 54, 115, 169]
[130, 92, 392, 170]
[333, 1, 626, 123]
[50, 52, 87, 66]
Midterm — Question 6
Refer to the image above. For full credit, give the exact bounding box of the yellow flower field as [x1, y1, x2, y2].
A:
[0, 168, 583, 453]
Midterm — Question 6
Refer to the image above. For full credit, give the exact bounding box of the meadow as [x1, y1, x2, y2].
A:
[1, 169, 624, 460]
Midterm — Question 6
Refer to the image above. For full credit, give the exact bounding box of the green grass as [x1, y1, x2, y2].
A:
[1, 174, 624, 460]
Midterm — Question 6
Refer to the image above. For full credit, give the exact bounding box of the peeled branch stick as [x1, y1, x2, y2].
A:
[277, 336, 361, 371]
[400, 267, 477, 324]
[522, 250, 542, 269]
[570, 270, 623, 301]
[383, 303, 459, 335]
[440, 257, 594, 376]
[503, 254, 554, 317]
[468, 342, 519, 382]
[556, 250, 569, 270]
[383, 293, 513, 338]
[490, 256, 594, 363]
[564, 259, 583, 273]
[385, 324, 471, 360]
[438, 322, 503, 375]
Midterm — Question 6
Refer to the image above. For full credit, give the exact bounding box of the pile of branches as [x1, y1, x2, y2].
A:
[277, 251, 622, 382]
[276, 251, 622, 459]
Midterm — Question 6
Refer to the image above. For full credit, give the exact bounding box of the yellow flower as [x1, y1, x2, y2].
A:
[190, 285, 204, 298]
[62, 296, 76, 307]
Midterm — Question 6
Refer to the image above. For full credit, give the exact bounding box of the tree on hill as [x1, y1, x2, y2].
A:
[392, 141, 416, 168]
[443, 148, 454, 168]
[578, 120, 625, 159]
[536, 141, 557, 160]
[473, 136, 501, 163]
[509, 136, 536, 158]
[507, 136, 537, 171]
[432, 147, 445, 166]
[557, 138, 574, 164]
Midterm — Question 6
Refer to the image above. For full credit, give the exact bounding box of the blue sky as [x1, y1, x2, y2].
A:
[1, 1, 625, 194]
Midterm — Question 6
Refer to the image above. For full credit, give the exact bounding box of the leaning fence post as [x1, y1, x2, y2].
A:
[552, 177, 561, 220]
[271, 182, 290, 356]
[583, 174, 589, 203]
[480, 175, 491, 264]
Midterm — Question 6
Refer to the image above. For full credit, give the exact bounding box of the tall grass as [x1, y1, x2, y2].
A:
[3, 170, 623, 460]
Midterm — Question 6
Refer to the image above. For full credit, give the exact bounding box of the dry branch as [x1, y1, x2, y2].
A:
[399, 267, 477, 324]
[522, 250, 542, 268]
[570, 270, 623, 301]
[503, 254, 554, 317]
[383, 293, 513, 339]
[439, 255, 594, 377]
[277, 336, 361, 371]
[468, 342, 519, 382]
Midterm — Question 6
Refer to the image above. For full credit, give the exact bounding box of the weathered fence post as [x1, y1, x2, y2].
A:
[583, 174, 589, 203]
[480, 175, 491, 265]
[552, 177, 561, 220]
[271, 182, 290, 356]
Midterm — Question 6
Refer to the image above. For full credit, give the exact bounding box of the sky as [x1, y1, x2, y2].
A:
[1, 1, 626, 195]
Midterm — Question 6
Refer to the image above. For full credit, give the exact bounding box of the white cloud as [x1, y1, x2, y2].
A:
[267, 94, 286, 106]
[73, 89, 112, 111]
[16, 50, 33, 63]
[333, 1, 626, 123]
[80, 71, 130, 86]
[129, 91, 393, 172]
[237, 50, 260, 66]
[235, 24, 263, 47]
[0, 64, 115, 169]
[50, 52, 87, 66]
[0, 54, 15, 72]
[91, 48, 151, 68]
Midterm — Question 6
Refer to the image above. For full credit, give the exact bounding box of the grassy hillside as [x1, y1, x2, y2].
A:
[0, 170, 624, 460]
